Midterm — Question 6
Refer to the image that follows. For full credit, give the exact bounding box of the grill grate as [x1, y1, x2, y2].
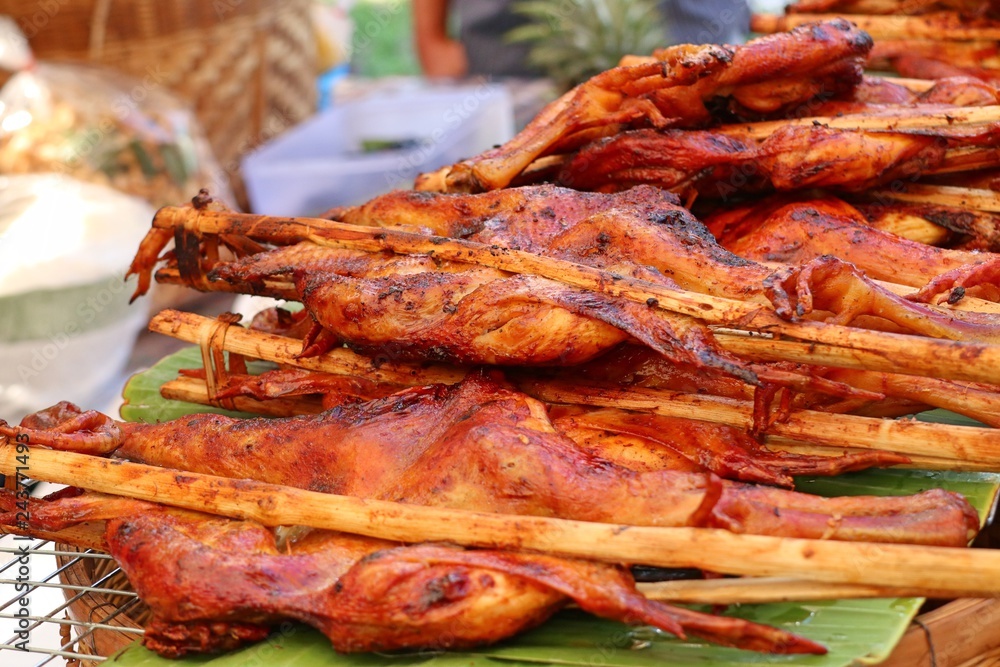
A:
[0, 535, 143, 665]
[0, 480, 143, 666]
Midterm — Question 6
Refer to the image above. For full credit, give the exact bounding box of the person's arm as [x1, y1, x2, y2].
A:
[413, 0, 468, 78]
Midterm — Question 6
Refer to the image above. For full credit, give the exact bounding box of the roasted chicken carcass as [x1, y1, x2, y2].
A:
[555, 122, 1000, 198]
[129, 185, 1000, 393]
[200, 349, 907, 488]
[415, 19, 872, 193]
[132, 186, 764, 383]
[4, 374, 980, 547]
[0, 491, 827, 657]
[326, 185, 1000, 341]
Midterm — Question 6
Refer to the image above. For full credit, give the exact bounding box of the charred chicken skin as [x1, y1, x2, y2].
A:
[0, 492, 827, 657]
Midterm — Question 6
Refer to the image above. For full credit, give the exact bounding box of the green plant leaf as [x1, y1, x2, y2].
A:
[119, 345, 272, 423]
[112, 347, 1000, 666]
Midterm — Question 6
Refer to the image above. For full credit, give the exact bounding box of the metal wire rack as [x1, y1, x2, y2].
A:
[0, 482, 144, 666]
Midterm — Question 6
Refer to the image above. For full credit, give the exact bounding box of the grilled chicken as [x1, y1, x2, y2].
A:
[0, 491, 827, 657]
[555, 123, 1000, 198]
[126, 184, 1000, 388]
[704, 195, 1000, 304]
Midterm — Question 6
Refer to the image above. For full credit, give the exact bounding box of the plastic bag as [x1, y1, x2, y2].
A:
[0, 173, 154, 418]
[0, 61, 233, 208]
[0, 19, 232, 418]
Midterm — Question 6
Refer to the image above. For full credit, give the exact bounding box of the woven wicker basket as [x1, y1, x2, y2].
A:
[56, 544, 147, 667]
[0, 0, 318, 205]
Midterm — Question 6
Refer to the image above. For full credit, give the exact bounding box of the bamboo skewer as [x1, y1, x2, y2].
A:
[0, 515, 968, 605]
[152, 209, 1000, 386]
[752, 13, 1000, 40]
[869, 185, 1000, 214]
[887, 77, 941, 93]
[717, 105, 1000, 140]
[636, 577, 966, 604]
[150, 309, 1000, 388]
[522, 380, 1000, 465]
[764, 439, 995, 472]
[3, 442, 1000, 597]
[149, 309, 464, 387]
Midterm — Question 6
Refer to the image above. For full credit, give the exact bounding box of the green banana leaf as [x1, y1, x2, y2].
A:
[112, 347, 1000, 667]
[119, 346, 272, 422]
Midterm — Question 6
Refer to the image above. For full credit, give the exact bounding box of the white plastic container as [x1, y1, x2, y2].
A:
[242, 83, 514, 216]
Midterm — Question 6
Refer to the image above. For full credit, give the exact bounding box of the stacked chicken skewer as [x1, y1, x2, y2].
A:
[4, 19, 1000, 661]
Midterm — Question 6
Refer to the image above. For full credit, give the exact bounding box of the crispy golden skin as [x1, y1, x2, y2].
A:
[318, 185, 1000, 343]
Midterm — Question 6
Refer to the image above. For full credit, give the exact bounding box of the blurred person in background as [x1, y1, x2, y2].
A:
[414, 0, 537, 78]
[413, 0, 749, 80]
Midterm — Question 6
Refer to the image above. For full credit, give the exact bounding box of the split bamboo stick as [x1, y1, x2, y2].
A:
[522, 380, 1000, 465]
[150, 309, 997, 388]
[764, 439, 998, 472]
[150, 209, 1000, 386]
[867, 213, 953, 246]
[2, 443, 999, 596]
[637, 577, 962, 604]
[148, 309, 464, 387]
[869, 185, 1000, 213]
[717, 105, 1000, 141]
[751, 13, 1000, 41]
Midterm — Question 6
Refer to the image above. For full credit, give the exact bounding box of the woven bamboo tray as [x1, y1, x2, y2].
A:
[0, 0, 318, 206]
